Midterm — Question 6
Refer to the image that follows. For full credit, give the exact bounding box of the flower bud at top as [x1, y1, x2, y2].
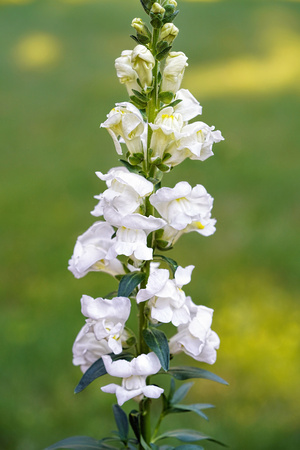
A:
[131, 18, 150, 38]
[160, 23, 179, 44]
[166, 0, 177, 6]
[151, 2, 165, 14]
[131, 45, 155, 88]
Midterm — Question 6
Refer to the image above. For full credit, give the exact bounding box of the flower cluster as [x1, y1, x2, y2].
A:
[69, 0, 223, 411]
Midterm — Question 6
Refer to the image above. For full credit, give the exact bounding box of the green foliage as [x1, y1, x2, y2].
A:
[112, 405, 129, 443]
[45, 435, 115, 449]
[118, 272, 146, 297]
[154, 255, 178, 275]
[167, 366, 228, 384]
[143, 327, 170, 371]
[153, 429, 226, 446]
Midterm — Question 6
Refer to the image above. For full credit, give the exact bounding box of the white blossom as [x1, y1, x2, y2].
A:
[101, 102, 146, 156]
[101, 352, 163, 405]
[161, 51, 188, 94]
[91, 167, 153, 218]
[131, 45, 155, 88]
[115, 50, 140, 96]
[72, 295, 131, 373]
[160, 23, 179, 44]
[150, 181, 214, 231]
[68, 221, 124, 279]
[136, 265, 194, 326]
[169, 298, 220, 364]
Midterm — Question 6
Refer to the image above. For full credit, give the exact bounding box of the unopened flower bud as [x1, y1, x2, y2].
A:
[160, 23, 179, 44]
[161, 51, 188, 94]
[166, 0, 177, 6]
[151, 2, 165, 15]
[131, 18, 150, 38]
[131, 45, 155, 88]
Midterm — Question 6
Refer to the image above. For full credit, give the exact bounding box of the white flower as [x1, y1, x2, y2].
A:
[136, 265, 194, 326]
[68, 221, 124, 279]
[169, 298, 220, 364]
[102, 210, 165, 263]
[101, 352, 164, 405]
[131, 45, 155, 89]
[91, 167, 153, 218]
[101, 102, 146, 155]
[72, 321, 111, 373]
[159, 216, 216, 248]
[150, 181, 214, 231]
[115, 50, 140, 96]
[161, 51, 188, 94]
[149, 89, 202, 162]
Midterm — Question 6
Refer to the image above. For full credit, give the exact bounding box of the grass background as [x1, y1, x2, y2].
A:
[1, 0, 300, 449]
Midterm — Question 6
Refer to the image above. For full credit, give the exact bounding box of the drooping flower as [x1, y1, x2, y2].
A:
[91, 167, 153, 218]
[169, 297, 220, 364]
[72, 294, 131, 373]
[161, 51, 188, 94]
[136, 265, 194, 326]
[101, 102, 146, 156]
[101, 352, 163, 405]
[131, 44, 155, 89]
[68, 221, 124, 279]
[150, 181, 214, 231]
[115, 50, 140, 96]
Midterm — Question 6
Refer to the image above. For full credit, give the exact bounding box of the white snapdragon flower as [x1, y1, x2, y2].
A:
[101, 352, 163, 405]
[149, 89, 202, 162]
[104, 209, 165, 263]
[161, 51, 188, 94]
[91, 167, 153, 217]
[101, 102, 146, 156]
[72, 294, 131, 373]
[115, 50, 140, 96]
[150, 181, 214, 231]
[68, 221, 124, 279]
[136, 265, 194, 326]
[131, 45, 155, 88]
[169, 298, 220, 364]
[160, 23, 179, 45]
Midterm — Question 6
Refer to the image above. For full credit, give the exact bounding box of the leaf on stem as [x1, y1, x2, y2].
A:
[118, 272, 146, 297]
[129, 410, 141, 441]
[169, 404, 215, 421]
[154, 255, 178, 275]
[153, 429, 226, 446]
[44, 436, 116, 449]
[113, 404, 129, 443]
[143, 327, 170, 371]
[167, 366, 228, 385]
[170, 382, 194, 405]
[119, 159, 143, 174]
[74, 353, 133, 394]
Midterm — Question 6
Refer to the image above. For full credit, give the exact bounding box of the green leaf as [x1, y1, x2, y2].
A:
[171, 403, 215, 420]
[176, 446, 204, 450]
[157, 40, 169, 53]
[171, 382, 194, 405]
[163, 10, 180, 24]
[158, 91, 174, 104]
[140, 435, 152, 450]
[154, 255, 178, 275]
[167, 99, 182, 109]
[153, 429, 226, 446]
[167, 366, 228, 385]
[118, 272, 146, 297]
[45, 436, 112, 449]
[129, 410, 140, 441]
[132, 89, 149, 102]
[168, 378, 176, 402]
[119, 159, 142, 174]
[74, 353, 133, 394]
[113, 404, 128, 442]
[130, 95, 148, 109]
[156, 46, 172, 61]
[157, 163, 169, 172]
[139, 0, 154, 14]
[129, 156, 143, 165]
[143, 327, 170, 371]
[136, 33, 151, 45]
[130, 35, 141, 45]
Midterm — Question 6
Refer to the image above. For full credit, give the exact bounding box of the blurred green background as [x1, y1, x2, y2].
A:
[1, 0, 300, 449]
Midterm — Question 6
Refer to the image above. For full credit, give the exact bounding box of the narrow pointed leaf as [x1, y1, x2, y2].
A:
[153, 429, 226, 446]
[168, 366, 228, 385]
[74, 353, 133, 394]
[143, 327, 170, 371]
[45, 436, 112, 449]
[118, 272, 146, 297]
[154, 255, 178, 275]
[171, 382, 193, 405]
[119, 159, 142, 174]
[140, 435, 152, 450]
[171, 404, 214, 420]
[129, 410, 140, 441]
[113, 404, 128, 442]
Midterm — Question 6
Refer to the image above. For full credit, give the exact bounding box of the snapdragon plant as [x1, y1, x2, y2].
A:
[46, 1, 226, 449]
